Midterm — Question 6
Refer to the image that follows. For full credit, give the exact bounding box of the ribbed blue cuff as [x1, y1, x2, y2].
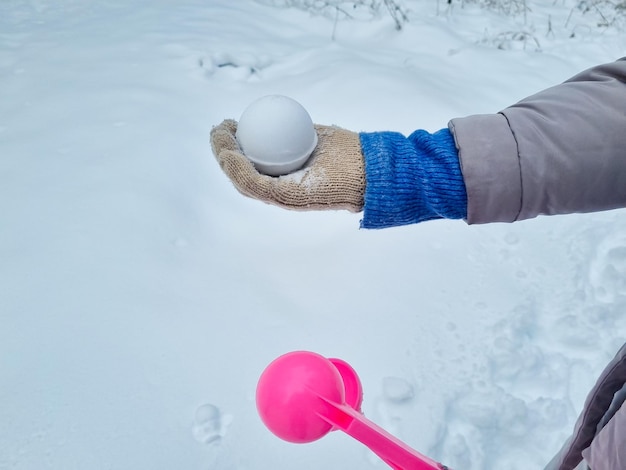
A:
[359, 128, 467, 229]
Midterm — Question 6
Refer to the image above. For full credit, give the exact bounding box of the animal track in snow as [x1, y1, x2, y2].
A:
[192, 403, 232, 445]
[587, 232, 626, 304]
[199, 51, 272, 81]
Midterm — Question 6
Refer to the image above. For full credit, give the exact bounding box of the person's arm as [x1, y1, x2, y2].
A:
[210, 120, 467, 229]
[210, 58, 626, 229]
[451, 57, 626, 224]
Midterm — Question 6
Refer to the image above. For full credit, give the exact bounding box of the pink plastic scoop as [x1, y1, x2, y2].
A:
[256, 351, 450, 470]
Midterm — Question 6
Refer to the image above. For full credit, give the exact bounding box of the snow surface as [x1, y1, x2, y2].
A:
[1, 1, 625, 469]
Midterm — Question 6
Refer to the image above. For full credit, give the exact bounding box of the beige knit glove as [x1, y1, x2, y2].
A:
[210, 119, 365, 212]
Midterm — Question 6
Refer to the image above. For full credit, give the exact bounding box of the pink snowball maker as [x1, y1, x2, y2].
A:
[256, 351, 450, 470]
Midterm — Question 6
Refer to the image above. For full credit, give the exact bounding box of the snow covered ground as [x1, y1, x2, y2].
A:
[1, 1, 625, 469]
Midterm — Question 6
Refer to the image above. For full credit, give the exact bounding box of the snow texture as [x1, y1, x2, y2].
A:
[0, 1, 625, 469]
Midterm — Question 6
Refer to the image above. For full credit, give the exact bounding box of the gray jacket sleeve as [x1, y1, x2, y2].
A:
[543, 343, 626, 470]
[448, 58, 626, 224]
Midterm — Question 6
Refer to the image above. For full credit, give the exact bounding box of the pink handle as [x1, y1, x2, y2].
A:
[316, 395, 446, 470]
[256, 351, 451, 470]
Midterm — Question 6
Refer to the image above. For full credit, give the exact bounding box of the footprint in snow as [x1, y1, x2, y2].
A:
[199, 51, 272, 81]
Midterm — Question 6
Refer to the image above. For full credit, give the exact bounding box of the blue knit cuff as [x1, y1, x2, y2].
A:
[359, 128, 467, 229]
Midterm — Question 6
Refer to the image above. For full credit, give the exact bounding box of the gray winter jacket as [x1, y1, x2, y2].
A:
[544, 344, 626, 470]
[450, 58, 626, 470]
[449, 58, 626, 225]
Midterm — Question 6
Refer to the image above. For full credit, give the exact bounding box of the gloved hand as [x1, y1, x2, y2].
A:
[210, 119, 365, 212]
